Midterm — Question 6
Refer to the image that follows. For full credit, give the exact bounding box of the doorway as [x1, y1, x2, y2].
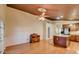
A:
[46, 22, 53, 40]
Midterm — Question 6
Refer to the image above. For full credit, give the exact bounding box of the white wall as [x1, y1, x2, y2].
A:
[6, 7, 44, 47]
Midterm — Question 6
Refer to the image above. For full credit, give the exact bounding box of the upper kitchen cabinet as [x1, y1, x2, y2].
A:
[70, 23, 79, 31]
[63, 23, 79, 31]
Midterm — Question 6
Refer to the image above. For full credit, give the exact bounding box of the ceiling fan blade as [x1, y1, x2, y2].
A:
[41, 12, 45, 16]
[44, 15, 49, 17]
[40, 13, 49, 17]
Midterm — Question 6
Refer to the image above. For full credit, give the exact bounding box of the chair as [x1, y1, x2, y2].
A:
[30, 33, 40, 43]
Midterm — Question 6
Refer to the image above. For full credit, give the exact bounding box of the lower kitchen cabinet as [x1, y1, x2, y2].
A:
[70, 35, 79, 42]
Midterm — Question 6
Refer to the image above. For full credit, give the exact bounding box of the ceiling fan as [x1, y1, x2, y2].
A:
[38, 8, 48, 21]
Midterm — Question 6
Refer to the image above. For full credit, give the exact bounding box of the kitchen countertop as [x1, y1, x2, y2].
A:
[70, 34, 79, 35]
[54, 34, 70, 37]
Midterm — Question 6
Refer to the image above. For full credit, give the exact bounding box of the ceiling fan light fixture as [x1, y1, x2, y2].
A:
[39, 17, 45, 21]
[38, 8, 47, 13]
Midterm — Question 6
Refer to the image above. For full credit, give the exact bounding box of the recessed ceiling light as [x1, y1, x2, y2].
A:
[76, 51, 79, 54]
[60, 16, 63, 18]
[56, 16, 60, 19]
[56, 16, 63, 20]
[69, 24, 73, 26]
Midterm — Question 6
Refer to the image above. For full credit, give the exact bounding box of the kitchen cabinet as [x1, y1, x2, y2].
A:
[63, 23, 79, 31]
[70, 35, 79, 42]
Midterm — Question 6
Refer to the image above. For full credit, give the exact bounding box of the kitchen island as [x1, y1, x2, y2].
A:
[53, 35, 70, 48]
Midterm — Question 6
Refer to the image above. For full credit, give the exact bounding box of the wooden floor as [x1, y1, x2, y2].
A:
[4, 40, 79, 54]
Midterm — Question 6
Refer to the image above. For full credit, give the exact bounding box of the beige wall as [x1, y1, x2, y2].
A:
[6, 7, 44, 47]
[0, 4, 6, 21]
